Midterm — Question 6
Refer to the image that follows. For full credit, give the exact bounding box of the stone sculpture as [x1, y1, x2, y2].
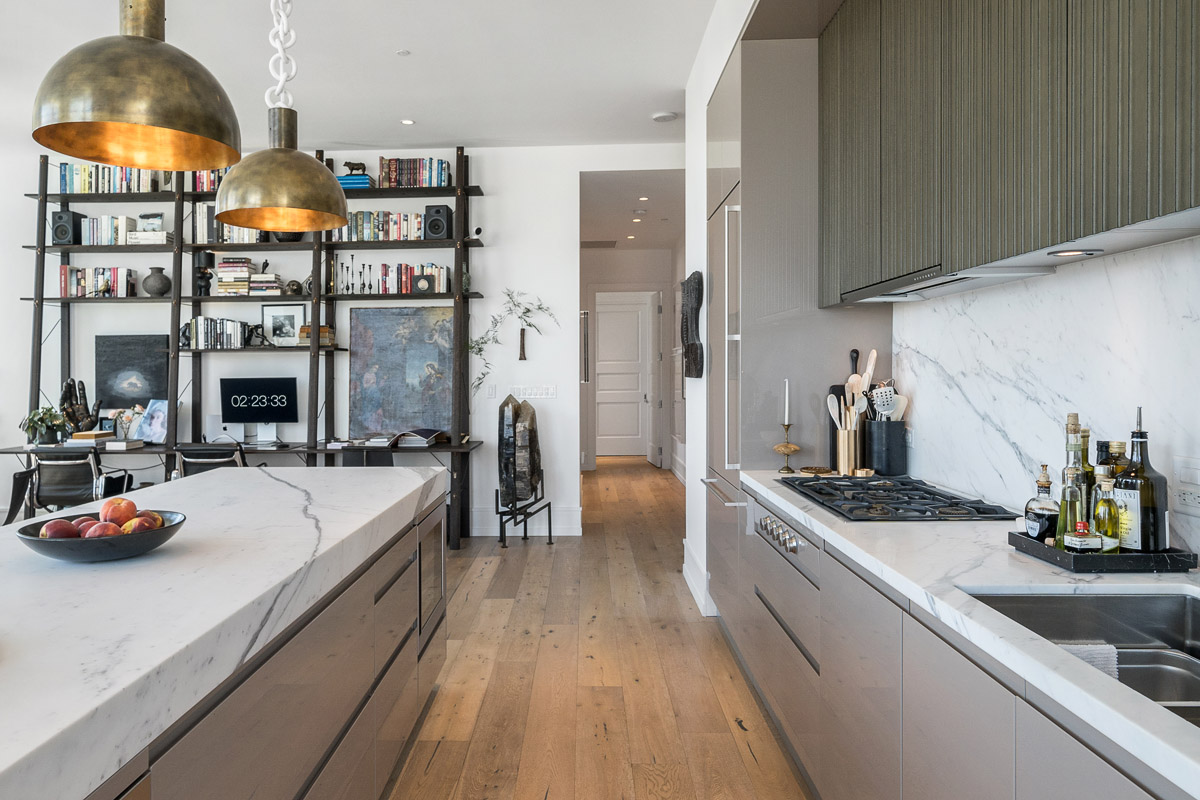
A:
[681, 270, 704, 378]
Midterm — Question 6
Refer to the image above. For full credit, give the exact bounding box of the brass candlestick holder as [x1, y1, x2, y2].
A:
[774, 423, 800, 474]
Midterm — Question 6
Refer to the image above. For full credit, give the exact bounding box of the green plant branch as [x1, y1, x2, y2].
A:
[468, 291, 559, 396]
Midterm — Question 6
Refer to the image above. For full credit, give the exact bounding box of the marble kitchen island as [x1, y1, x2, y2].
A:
[738, 470, 1200, 800]
[0, 465, 446, 800]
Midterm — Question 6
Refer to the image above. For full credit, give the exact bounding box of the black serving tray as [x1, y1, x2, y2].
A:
[1008, 532, 1197, 573]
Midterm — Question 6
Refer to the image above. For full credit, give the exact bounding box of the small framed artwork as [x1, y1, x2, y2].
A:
[132, 399, 169, 444]
[262, 304, 307, 347]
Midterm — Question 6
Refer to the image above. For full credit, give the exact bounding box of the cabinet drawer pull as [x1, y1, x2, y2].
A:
[375, 549, 417, 604]
[755, 586, 820, 676]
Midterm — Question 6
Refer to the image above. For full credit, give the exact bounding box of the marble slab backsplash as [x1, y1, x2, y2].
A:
[894, 235, 1200, 553]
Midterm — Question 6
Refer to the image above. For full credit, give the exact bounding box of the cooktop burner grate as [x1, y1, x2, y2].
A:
[779, 476, 1016, 522]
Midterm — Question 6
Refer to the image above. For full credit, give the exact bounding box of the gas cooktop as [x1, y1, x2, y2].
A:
[780, 476, 1016, 522]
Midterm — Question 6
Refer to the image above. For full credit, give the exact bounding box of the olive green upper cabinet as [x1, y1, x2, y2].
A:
[879, 0, 940, 283]
[1068, 0, 1199, 237]
[941, 0, 1066, 273]
[818, 0, 881, 306]
[708, 45, 742, 220]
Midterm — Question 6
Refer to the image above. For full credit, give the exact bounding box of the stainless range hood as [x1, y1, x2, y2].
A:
[841, 264, 1057, 303]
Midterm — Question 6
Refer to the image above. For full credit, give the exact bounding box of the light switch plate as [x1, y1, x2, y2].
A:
[1173, 456, 1200, 517]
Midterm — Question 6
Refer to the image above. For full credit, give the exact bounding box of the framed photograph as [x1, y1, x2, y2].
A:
[349, 307, 453, 438]
[132, 399, 169, 444]
[262, 304, 307, 347]
[94, 334, 169, 410]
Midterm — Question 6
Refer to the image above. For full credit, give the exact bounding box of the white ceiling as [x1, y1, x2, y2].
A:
[580, 169, 685, 250]
[2, 0, 717, 151]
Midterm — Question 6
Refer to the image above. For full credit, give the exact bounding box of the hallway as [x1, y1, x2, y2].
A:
[392, 457, 805, 799]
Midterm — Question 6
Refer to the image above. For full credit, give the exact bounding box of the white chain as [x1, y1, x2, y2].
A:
[264, 0, 297, 109]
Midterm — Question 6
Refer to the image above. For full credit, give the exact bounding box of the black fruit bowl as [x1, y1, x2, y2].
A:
[15, 511, 186, 563]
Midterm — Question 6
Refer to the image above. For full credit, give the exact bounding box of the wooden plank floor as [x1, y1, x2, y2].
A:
[392, 456, 807, 800]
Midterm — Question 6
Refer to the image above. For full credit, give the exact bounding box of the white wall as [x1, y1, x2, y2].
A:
[894, 235, 1200, 553]
[671, 233, 687, 482]
[0, 142, 685, 532]
[683, 0, 758, 613]
[580, 248, 678, 472]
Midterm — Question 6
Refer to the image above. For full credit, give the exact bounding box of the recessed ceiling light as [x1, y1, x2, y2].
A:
[633, 208, 647, 215]
[627, 235, 636, 239]
[1048, 248, 1103, 257]
[651, 111, 679, 123]
[395, 49, 411, 56]
[638, 196, 649, 201]
[400, 119, 415, 125]
[632, 218, 642, 223]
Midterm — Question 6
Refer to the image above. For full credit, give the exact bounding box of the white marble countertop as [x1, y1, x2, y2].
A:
[741, 470, 1200, 799]
[0, 466, 444, 800]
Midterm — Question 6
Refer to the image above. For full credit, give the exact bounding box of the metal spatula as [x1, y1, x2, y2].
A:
[871, 386, 897, 420]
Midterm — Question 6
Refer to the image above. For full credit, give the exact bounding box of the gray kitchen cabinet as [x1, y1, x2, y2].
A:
[1015, 700, 1152, 800]
[902, 615, 1015, 800]
[707, 45, 741, 220]
[818, 0, 881, 304]
[1067, 0, 1199, 237]
[302, 702, 376, 800]
[818, 553, 901, 800]
[941, 0, 1066, 273]
[879, 0, 940, 282]
[704, 475, 741, 621]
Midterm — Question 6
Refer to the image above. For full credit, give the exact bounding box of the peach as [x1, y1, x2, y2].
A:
[83, 522, 123, 538]
[136, 510, 163, 529]
[121, 517, 157, 534]
[39, 519, 80, 539]
[99, 497, 137, 527]
[72, 516, 98, 527]
[77, 520, 101, 535]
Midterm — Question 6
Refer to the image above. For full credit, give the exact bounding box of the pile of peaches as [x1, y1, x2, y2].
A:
[38, 498, 163, 539]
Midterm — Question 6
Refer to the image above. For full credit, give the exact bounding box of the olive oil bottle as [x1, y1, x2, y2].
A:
[1079, 427, 1096, 512]
[1099, 440, 1130, 479]
[1113, 408, 1169, 552]
[1055, 467, 1085, 550]
[1092, 478, 1120, 554]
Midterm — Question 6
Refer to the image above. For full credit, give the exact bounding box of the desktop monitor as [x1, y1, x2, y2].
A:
[219, 377, 298, 444]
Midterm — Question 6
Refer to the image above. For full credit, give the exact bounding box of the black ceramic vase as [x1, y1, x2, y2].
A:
[143, 267, 172, 297]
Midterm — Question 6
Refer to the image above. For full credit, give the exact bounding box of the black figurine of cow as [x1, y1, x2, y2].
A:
[343, 161, 367, 175]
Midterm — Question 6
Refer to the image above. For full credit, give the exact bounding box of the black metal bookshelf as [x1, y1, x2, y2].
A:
[25, 148, 480, 548]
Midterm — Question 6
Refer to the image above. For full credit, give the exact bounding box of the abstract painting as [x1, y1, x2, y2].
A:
[94, 334, 169, 409]
[349, 307, 453, 438]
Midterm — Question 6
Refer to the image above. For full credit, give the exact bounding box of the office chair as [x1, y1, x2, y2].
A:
[176, 443, 247, 477]
[4, 450, 132, 524]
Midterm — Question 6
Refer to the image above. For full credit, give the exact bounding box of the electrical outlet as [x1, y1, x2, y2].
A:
[1174, 455, 1200, 517]
[508, 385, 558, 400]
[486, 384, 496, 399]
[904, 429, 914, 447]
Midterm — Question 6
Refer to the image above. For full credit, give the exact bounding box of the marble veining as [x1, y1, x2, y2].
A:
[742, 470, 1200, 799]
[0, 466, 444, 800]
[893, 235, 1200, 553]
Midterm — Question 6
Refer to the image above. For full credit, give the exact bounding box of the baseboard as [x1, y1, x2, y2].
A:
[469, 505, 582, 538]
[671, 452, 686, 485]
[683, 538, 716, 616]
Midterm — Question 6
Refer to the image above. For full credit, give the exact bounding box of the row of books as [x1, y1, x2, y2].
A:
[193, 169, 230, 193]
[383, 263, 451, 295]
[377, 158, 451, 188]
[195, 203, 268, 245]
[58, 163, 165, 194]
[215, 258, 283, 296]
[184, 317, 250, 350]
[330, 211, 425, 242]
[79, 215, 175, 247]
[297, 325, 335, 347]
[58, 265, 139, 298]
[337, 174, 375, 189]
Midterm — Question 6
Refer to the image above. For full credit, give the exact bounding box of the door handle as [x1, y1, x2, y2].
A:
[701, 477, 747, 508]
[723, 203, 741, 471]
[579, 311, 590, 384]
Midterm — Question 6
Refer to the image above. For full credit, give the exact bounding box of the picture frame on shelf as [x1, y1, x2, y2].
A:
[132, 399, 168, 444]
[262, 304, 307, 348]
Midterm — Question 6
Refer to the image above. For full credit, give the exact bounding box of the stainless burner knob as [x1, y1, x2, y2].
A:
[786, 536, 799, 553]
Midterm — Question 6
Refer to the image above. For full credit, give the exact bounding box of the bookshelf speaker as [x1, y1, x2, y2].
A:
[424, 205, 452, 240]
[52, 210, 85, 246]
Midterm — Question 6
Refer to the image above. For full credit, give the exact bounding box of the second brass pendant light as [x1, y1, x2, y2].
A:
[216, 0, 348, 232]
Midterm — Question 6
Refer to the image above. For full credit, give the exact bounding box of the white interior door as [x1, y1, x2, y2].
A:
[645, 292, 663, 467]
[595, 293, 653, 457]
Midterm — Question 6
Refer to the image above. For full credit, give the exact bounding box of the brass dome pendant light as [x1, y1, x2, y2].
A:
[32, 0, 241, 171]
[216, 0, 347, 232]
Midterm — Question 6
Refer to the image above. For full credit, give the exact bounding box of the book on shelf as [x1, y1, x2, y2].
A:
[363, 428, 450, 448]
[125, 230, 174, 245]
[192, 169, 230, 193]
[195, 204, 268, 244]
[72, 430, 114, 441]
[297, 325, 335, 347]
[64, 438, 100, 446]
[185, 316, 250, 349]
[337, 174, 376, 189]
[330, 211, 425, 243]
[376, 157, 451, 189]
[59, 265, 138, 298]
[58, 163, 163, 194]
[79, 215, 136, 246]
[105, 439, 145, 451]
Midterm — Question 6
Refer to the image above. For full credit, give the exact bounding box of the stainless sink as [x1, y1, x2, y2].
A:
[1118, 649, 1200, 703]
[971, 593, 1200, 656]
[972, 593, 1200, 725]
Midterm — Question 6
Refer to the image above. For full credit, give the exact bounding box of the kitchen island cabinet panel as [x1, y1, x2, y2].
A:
[1068, 0, 1199, 236]
[1015, 700, 1153, 800]
[818, 553, 901, 800]
[902, 615, 1015, 800]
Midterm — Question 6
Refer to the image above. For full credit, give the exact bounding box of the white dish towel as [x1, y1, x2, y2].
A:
[1060, 643, 1119, 679]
